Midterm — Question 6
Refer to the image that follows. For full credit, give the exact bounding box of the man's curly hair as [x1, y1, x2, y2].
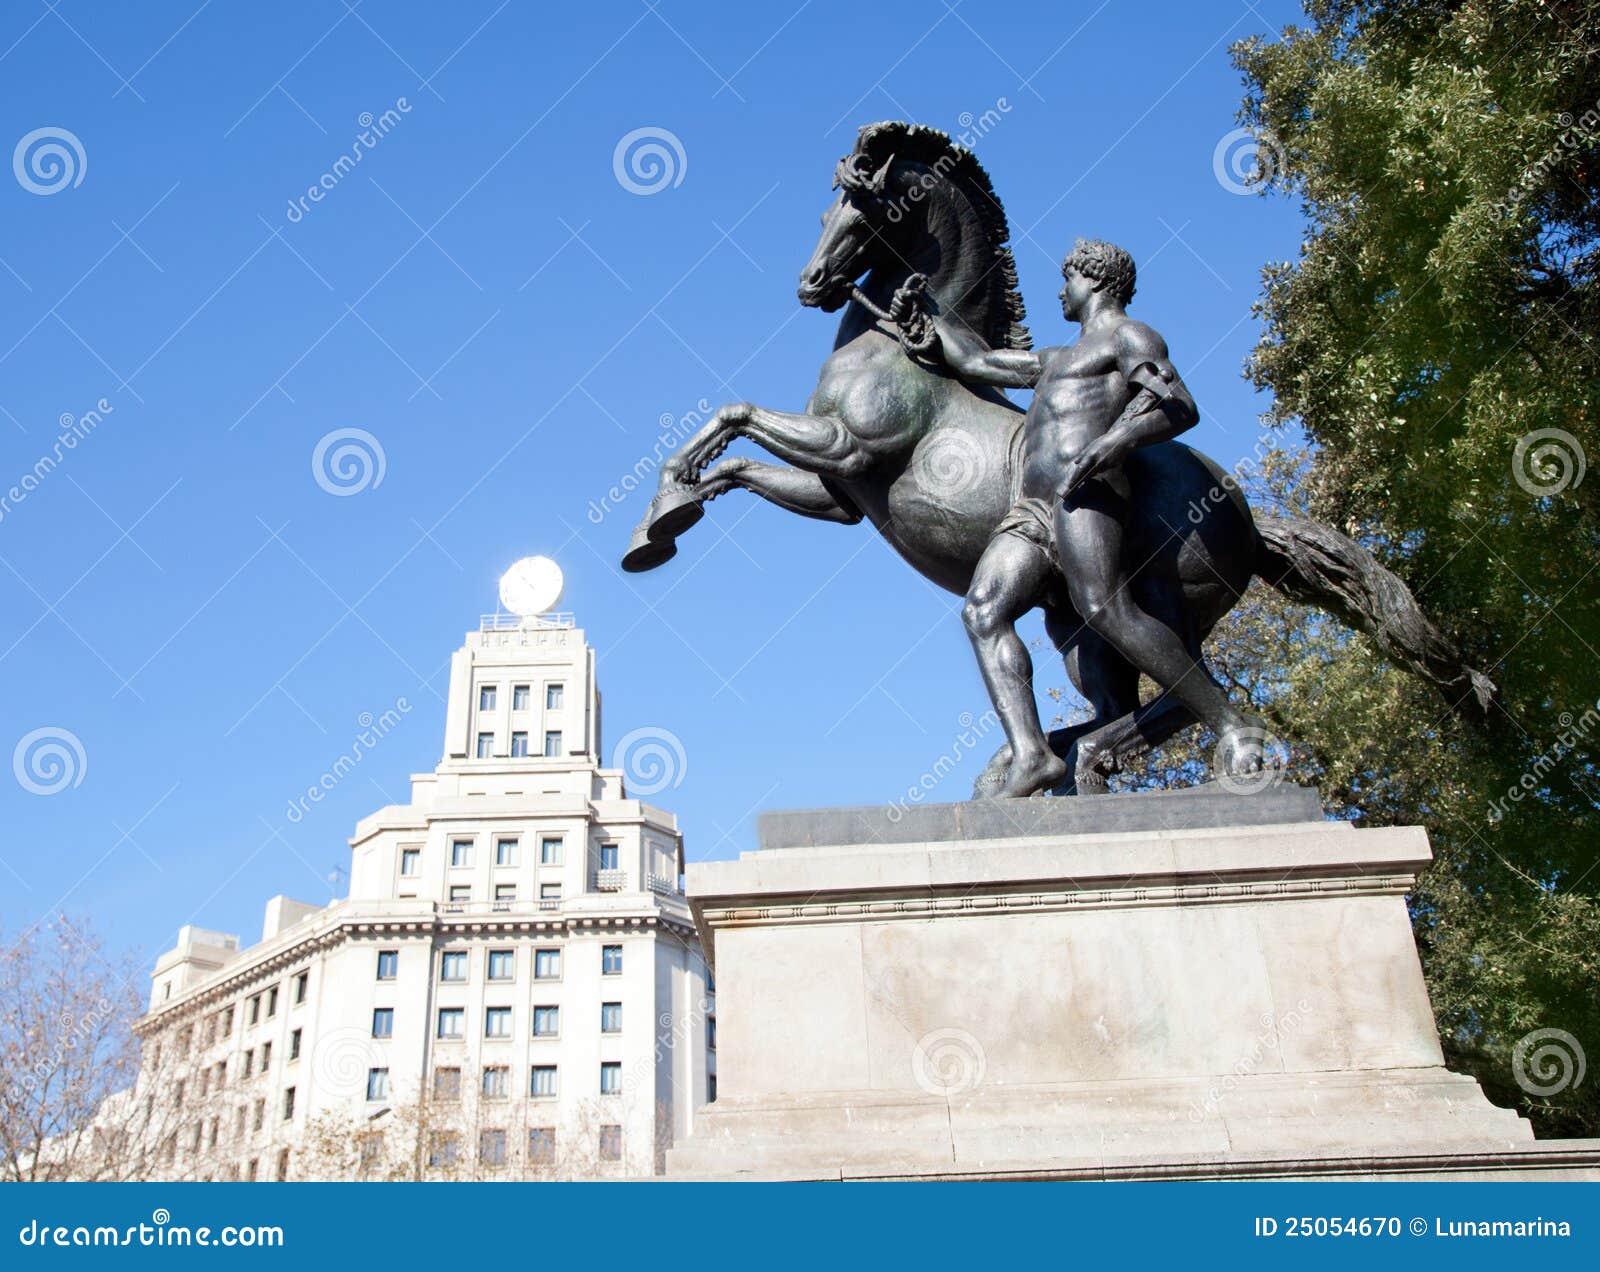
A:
[1063, 238, 1136, 306]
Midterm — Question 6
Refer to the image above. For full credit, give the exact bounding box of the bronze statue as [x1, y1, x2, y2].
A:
[622, 121, 1492, 798]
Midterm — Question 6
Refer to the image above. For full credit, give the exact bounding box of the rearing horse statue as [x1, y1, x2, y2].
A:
[622, 121, 1492, 796]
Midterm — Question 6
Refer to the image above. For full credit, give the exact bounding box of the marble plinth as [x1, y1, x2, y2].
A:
[670, 786, 1600, 1181]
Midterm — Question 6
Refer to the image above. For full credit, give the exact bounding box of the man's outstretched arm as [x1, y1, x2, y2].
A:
[927, 315, 1043, 389]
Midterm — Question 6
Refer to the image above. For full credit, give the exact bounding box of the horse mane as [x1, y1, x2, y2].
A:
[850, 120, 1032, 351]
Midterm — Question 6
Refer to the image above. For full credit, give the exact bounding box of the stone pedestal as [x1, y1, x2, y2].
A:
[670, 786, 1600, 1180]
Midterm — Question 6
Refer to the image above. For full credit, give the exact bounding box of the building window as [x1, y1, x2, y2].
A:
[532, 1006, 559, 1038]
[220, 1005, 234, 1034]
[534, 948, 561, 979]
[487, 949, 514, 981]
[293, 971, 309, 1004]
[601, 1002, 622, 1034]
[600, 1062, 622, 1095]
[440, 951, 467, 982]
[476, 732, 493, 758]
[450, 838, 473, 868]
[289, 1028, 301, 1061]
[376, 950, 398, 980]
[432, 1067, 461, 1102]
[358, 1132, 383, 1174]
[546, 683, 564, 710]
[539, 884, 561, 909]
[242, 1051, 254, 1079]
[543, 731, 562, 757]
[599, 842, 619, 871]
[266, 986, 279, 1017]
[708, 1073, 717, 1102]
[512, 684, 530, 710]
[599, 1125, 622, 1161]
[509, 731, 529, 757]
[371, 1008, 394, 1039]
[400, 848, 420, 876]
[252, 1099, 265, 1132]
[479, 685, 497, 711]
[485, 1007, 513, 1039]
[479, 1129, 507, 1167]
[437, 1008, 465, 1040]
[530, 1066, 558, 1098]
[528, 1127, 555, 1165]
[538, 836, 563, 866]
[248, 995, 261, 1025]
[428, 1133, 459, 1169]
[260, 1041, 272, 1070]
[481, 1066, 510, 1100]
[707, 1015, 717, 1051]
[447, 885, 470, 906]
[282, 1087, 296, 1121]
[602, 944, 623, 975]
[494, 837, 517, 867]
[366, 1068, 389, 1101]
[494, 883, 516, 909]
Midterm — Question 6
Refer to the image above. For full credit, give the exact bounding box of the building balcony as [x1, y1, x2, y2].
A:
[593, 869, 627, 892]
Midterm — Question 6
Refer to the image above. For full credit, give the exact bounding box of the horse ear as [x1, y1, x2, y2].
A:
[869, 152, 896, 195]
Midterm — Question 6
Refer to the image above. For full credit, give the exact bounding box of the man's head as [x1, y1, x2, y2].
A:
[1059, 238, 1136, 318]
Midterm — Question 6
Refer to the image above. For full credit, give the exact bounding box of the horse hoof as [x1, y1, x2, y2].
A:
[644, 486, 705, 541]
[620, 526, 678, 573]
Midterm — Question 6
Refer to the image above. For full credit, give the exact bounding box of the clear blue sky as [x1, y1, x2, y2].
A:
[0, 0, 1307, 971]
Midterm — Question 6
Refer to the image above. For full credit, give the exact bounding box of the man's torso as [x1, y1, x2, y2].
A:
[1016, 323, 1131, 500]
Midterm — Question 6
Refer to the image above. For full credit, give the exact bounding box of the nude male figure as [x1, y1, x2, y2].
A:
[923, 238, 1259, 796]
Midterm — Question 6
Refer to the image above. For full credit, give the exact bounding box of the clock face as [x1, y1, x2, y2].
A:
[498, 556, 564, 616]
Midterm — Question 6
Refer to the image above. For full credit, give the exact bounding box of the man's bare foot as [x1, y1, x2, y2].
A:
[1002, 748, 1067, 797]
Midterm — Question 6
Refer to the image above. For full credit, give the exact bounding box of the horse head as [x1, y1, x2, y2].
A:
[798, 121, 1031, 353]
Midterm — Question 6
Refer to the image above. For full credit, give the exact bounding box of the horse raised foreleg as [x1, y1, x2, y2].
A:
[623, 405, 868, 572]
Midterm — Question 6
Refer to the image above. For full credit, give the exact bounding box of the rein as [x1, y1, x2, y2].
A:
[849, 276, 937, 357]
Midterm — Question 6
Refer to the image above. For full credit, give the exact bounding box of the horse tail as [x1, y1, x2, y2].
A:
[1253, 513, 1496, 718]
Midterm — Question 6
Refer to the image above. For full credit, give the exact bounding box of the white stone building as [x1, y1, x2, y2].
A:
[132, 612, 713, 1180]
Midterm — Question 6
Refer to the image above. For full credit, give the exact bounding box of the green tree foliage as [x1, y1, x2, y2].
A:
[1094, 1, 1599, 1133]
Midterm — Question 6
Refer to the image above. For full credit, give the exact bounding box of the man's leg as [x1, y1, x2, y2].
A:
[1053, 483, 1258, 771]
[961, 531, 1064, 797]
